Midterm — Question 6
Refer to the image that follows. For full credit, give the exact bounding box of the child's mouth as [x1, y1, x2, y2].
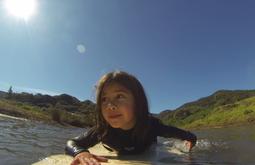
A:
[108, 114, 122, 119]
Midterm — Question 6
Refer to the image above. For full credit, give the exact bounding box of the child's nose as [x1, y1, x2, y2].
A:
[106, 102, 117, 110]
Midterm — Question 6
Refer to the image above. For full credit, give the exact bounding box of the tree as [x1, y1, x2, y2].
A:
[7, 86, 13, 99]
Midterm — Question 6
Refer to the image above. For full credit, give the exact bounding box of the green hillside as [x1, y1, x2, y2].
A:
[2, 89, 255, 129]
[0, 91, 96, 127]
[185, 97, 255, 128]
[160, 90, 255, 129]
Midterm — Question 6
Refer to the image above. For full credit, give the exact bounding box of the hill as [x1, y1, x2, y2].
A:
[159, 90, 255, 129]
[0, 91, 6, 98]
[0, 91, 96, 127]
[2, 89, 255, 129]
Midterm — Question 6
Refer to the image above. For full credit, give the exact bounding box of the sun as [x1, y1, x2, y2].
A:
[4, 0, 37, 21]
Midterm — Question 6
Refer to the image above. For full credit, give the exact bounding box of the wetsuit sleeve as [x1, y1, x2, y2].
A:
[65, 127, 99, 157]
[155, 119, 197, 146]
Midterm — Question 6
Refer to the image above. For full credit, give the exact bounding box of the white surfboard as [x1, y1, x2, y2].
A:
[32, 143, 186, 165]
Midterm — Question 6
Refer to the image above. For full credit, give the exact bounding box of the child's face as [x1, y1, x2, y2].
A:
[101, 82, 136, 130]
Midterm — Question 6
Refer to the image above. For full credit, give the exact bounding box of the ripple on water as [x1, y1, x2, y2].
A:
[2, 117, 255, 165]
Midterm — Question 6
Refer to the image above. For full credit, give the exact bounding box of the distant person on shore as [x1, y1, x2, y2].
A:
[65, 70, 197, 165]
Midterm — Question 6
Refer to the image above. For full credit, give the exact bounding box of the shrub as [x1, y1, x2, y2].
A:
[243, 109, 253, 115]
[51, 109, 61, 123]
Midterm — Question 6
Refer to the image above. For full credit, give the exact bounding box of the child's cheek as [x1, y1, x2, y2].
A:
[120, 103, 134, 111]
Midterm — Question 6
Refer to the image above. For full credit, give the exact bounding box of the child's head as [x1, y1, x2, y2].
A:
[100, 82, 136, 130]
[95, 71, 150, 139]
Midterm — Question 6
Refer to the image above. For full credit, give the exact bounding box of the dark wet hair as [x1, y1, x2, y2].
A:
[95, 70, 151, 143]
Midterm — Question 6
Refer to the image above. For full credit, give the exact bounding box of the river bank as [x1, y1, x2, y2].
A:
[2, 90, 255, 130]
[1, 97, 255, 130]
[0, 113, 28, 121]
[0, 99, 95, 127]
[1, 109, 255, 132]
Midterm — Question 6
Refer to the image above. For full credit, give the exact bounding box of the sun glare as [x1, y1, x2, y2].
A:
[4, 0, 37, 20]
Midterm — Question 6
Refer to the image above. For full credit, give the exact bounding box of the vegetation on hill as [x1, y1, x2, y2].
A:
[1, 88, 255, 129]
[0, 90, 96, 127]
[159, 90, 255, 129]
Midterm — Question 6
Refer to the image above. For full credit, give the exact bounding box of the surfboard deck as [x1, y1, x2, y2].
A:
[32, 143, 186, 165]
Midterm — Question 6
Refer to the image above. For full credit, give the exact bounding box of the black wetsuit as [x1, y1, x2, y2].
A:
[65, 117, 197, 156]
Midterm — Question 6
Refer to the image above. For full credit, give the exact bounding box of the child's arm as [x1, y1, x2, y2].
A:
[155, 119, 197, 148]
[65, 127, 108, 164]
[65, 127, 99, 157]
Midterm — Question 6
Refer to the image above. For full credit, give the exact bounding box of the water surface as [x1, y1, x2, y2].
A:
[1, 115, 255, 165]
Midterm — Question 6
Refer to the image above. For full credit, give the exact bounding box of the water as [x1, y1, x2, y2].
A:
[1, 115, 255, 165]
[0, 115, 84, 165]
[189, 126, 255, 164]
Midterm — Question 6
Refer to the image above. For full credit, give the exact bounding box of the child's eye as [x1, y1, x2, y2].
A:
[101, 97, 107, 103]
[116, 94, 125, 99]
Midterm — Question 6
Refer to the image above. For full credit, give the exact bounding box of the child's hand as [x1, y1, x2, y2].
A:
[70, 152, 108, 165]
[183, 140, 193, 152]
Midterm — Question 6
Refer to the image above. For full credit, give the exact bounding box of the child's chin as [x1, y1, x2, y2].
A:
[108, 122, 123, 129]
[109, 124, 121, 128]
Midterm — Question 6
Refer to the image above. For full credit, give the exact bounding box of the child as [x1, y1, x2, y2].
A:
[65, 71, 197, 165]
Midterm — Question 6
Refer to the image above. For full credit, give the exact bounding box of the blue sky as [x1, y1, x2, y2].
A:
[0, 0, 255, 113]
